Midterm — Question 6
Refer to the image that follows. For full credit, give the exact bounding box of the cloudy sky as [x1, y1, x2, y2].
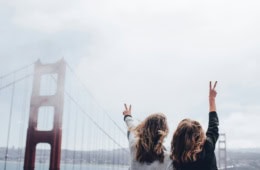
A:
[0, 0, 260, 150]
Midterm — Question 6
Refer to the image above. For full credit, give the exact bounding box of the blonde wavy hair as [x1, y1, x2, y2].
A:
[134, 113, 169, 163]
[170, 119, 206, 168]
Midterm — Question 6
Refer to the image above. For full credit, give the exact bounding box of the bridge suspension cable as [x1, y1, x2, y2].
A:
[0, 74, 32, 91]
[4, 75, 16, 170]
[66, 62, 126, 136]
[0, 63, 33, 170]
[0, 62, 33, 80]
[64, 86, 128, 153]
[49, 73, 128, 154]
[46, 73, 130, 169]
[16, 70, 30, 170]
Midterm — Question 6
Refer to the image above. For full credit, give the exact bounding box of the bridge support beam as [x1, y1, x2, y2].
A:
[218, 133, 227, 170]
[24, 59, 66, 170]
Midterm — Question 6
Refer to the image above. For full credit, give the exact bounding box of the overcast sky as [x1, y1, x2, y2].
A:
[0, 0, 260, 150]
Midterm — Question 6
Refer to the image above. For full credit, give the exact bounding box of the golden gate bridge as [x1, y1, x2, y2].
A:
[0, 59, 228, 170]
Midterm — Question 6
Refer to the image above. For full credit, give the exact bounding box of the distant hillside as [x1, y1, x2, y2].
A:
[0, 147, 130, 165]
[1, 147, 260, 169]
[216, 149, 260, 170]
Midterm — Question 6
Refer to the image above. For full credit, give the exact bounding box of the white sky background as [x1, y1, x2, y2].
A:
[0, 0, 260, 149]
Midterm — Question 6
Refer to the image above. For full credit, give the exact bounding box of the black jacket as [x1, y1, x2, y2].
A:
[173, 111, 219, 170]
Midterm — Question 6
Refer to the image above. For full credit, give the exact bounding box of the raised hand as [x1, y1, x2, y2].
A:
[123, 104, 132, 116]
[209, 81, 217, 112]
[209, 81, 217, 99]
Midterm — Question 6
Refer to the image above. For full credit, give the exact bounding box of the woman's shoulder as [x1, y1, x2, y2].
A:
[204, 137, 216, 152]
[199, 138, 216, 160]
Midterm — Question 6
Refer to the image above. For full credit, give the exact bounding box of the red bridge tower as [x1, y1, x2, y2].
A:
[24, 59, 66, 170]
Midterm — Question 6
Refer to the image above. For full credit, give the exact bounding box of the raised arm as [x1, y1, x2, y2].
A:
[123, 104, 137, 148]
[206, 81, 219, 149]
[123, 104, 135, 138]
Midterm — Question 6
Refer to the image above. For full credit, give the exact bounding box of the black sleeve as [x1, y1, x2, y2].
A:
[206, 111, 219, 150]
[124, 115, 132, 121]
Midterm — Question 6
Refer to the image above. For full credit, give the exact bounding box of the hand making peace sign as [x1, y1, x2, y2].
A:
[209, 81, 217, 112]
[123, 104, 132, 116]
[209, 81, 217, 99]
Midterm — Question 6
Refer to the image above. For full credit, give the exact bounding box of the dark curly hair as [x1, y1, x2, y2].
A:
[170, 119, 206, 169]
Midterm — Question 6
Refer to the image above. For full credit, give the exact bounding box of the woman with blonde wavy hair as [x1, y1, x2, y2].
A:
[168, 81, 219, 170]
[123, 104, 171, 170]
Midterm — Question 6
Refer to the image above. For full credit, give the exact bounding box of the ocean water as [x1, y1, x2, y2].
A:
[0, 161, 129, 170]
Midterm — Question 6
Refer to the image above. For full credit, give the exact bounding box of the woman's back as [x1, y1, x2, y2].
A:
[166, 130, 218, 170]
[129, 150, 171, 170]
[123, 104, 171, 170]
[127, 122, 172, 170]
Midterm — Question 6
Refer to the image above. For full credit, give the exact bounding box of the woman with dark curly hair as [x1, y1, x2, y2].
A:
[167, 81, 219, 170]
[123, 104, 171, 170]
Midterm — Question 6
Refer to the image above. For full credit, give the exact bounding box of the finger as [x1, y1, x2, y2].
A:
[124, 103, 128, 110]
[209, 81, 212, 90]
[129, 105, 132, 112]
[213, 81, 217, 89]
